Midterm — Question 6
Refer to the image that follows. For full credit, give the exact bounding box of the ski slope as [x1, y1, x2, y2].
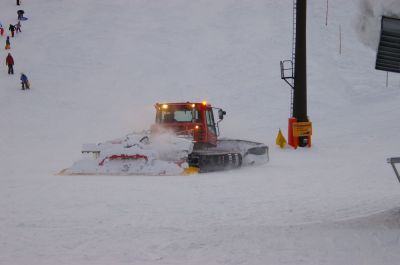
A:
[1, 0, 400, 264]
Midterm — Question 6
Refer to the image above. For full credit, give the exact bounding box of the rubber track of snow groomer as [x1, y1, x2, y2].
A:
[188, 139, 268, 173]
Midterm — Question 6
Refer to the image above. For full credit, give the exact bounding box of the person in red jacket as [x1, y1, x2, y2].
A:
[6, 53, 14, 75]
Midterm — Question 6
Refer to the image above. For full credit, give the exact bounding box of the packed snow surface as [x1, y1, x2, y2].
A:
[1, 0, 400, 264]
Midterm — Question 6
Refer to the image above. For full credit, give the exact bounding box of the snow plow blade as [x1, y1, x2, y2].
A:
[60, 132, 194, 176]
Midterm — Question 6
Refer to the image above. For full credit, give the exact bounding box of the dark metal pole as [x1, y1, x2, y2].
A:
[293, 0, 308, 123]
[386, 72, 389, 87]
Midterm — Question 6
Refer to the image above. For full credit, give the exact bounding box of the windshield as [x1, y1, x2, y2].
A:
[157, 108, 199, 123]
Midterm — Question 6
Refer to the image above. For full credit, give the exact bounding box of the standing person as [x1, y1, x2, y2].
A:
[17, 10, 24, 20]
[5, 36, 10, 50]
[0, 23, 4, 36]
[15, 21, 21, 33]
[20, 73, 30, 90]
[17, 0, 21, 6]
[9, 24, 15, 37]
[6, 53, 14, 75]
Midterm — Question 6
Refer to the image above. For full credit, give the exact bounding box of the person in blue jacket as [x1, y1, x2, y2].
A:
[20, 72, 30, 90]
[17, 10, 24, 20]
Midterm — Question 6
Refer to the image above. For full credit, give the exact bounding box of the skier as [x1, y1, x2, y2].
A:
[0, 22, 4, 36]
[5, 36, 10, 50]
[17, 0, 21, 6]
[17, 10, 24, 20]
[9, 24, 15, 37]
[20, 73, 30, 90]
[5, 53, 14, 75]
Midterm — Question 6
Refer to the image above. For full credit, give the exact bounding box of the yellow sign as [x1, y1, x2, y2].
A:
[275, 129, 287, 148]
[293, 122, 312, 137]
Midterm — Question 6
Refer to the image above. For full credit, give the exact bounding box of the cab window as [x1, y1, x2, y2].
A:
[158, 109, 199, 123]
[205, 110, 216, 134]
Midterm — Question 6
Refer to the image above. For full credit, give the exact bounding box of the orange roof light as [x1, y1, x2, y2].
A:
[195, 125, 199, 129]
[162, 104, 168, 109]
[191, 104, 196, 108]
[202, 101, 207, 106]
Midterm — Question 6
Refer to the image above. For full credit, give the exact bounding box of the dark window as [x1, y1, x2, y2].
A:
[158, 109, 199, 123]
[205, 110, 216, 134]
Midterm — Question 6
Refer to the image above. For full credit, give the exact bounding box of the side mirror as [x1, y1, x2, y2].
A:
[218, 109, 226, 120]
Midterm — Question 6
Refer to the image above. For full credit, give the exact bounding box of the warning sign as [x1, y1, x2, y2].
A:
[293, 122, 312, 137]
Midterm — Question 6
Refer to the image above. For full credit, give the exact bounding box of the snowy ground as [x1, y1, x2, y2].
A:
[1, 0, 400, 264]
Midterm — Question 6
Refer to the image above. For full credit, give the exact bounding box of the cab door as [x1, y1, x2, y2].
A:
[205, 109, 217, 145]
